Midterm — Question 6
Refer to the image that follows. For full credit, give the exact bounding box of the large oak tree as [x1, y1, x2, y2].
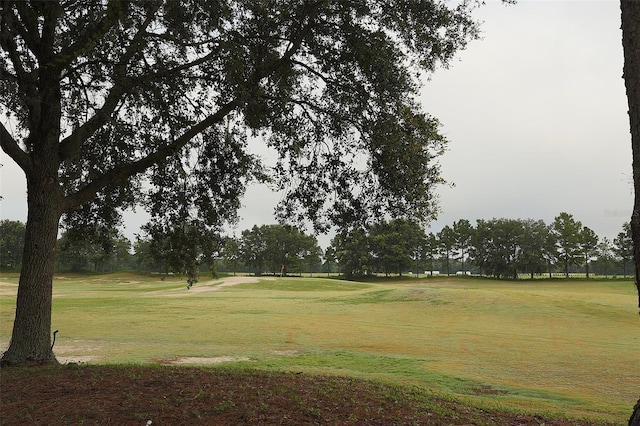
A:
[0, 0, 479, 364]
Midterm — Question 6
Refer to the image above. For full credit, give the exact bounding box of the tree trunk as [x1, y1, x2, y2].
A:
[1, 174, 63, 365]
[585, 258, 590, 279]
[621, 2, 640, 422]
[446, 254, 450, 276]
[2, 52, 64, 363]
[630, 398, 640, 426]
[622, 0, 640, 312]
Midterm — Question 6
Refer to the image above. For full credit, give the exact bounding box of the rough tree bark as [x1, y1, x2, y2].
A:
[1, 60, 64, 365]
[621, 1, 640, 425]
[622, 0, 640, 313]
[631, 400, 640, 426]
[2, 175, 63, 365]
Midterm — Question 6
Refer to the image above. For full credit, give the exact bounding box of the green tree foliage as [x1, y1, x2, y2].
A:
[221, 236, 241, 276]
[452, 219, 473, 274]
[369, 219, 426, 276]
[239, 226, 267, 275]
[326, 214, 618, 280]
[330, 219, 431, 277]
[423, 232, 439, 275]
[133, 238, 162, 273]
[301, 238, 324, 276]
[517, 219, 556, 279]
[0, 0, 480, 364]
[578, 226, 599, 279]
[330, 228, 372, 279]
[551, 212, 583, 278]
[466, 214, 615, 279]
[437, 225, 456, 276]
[470, 218, 523, 279]
[139, 221, 221, 287]
[0, 220, 25, 271]
[596, 237, 616, 277]
[239, 225, 320, 276]
[613, 222, 633, 277]
[57, 228, 131, 272]
[324, 246, 337, 276]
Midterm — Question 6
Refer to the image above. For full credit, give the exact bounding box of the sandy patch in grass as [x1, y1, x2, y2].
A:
[149, 275, 275, 297]
[274, 350, 299, 356]
[1, 276, 273, 297]
[57, 355, 102, 364]
[0, 281, 18, 296]
[159, 356, 251, 365]
[189, 276, 274, 293]
[158, 349, 298, 365]
[52, 341, 105, 365]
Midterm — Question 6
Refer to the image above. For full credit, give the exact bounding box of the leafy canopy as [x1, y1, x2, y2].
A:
[1, 0, 479, 236]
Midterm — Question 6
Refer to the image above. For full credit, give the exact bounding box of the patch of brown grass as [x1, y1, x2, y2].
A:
[0, 364, 619, 425]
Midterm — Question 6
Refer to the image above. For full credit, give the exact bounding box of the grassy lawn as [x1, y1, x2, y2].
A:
[0, 273, 637, 423]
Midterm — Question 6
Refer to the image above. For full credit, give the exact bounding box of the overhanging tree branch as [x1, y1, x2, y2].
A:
[58, 3, 161, 161]
[60, 5, 321, 210]
[0, 7, 39, 116]
[53, 0, 129, 70]
[61, 98, 240, 212]
[12, 3, 41, 57]
[0, 122, 31, 172]
[61, 1, 322, 196]
[0, 63, 18, 83]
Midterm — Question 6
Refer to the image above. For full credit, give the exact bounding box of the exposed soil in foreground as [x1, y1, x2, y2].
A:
[0, 364, 619, 425]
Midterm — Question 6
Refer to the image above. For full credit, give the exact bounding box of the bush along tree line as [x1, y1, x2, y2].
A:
[328, 213, 633, 280]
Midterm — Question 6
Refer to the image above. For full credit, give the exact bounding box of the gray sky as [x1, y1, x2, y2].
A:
[0, 0, 632, 248]
[423, 0, 631, 242]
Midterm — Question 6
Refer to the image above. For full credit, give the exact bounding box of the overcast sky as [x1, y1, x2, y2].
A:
[422, 0, 631, 241]
[0, 0, 633, 249]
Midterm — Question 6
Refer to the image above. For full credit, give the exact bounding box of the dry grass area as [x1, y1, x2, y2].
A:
[0, 364, 620, 425]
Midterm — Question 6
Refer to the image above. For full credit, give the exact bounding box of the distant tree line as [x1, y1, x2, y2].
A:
[0, 220, 134, 273]
[0, 220, 324, 279]
[56, 225, 133, 273]
[329, 213, 633, 280]
[0, 220, 133, 273]
[0, 212, 633, 281]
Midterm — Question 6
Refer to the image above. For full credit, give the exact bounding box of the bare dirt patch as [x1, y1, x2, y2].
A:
[57, 355, 101, 364]
[273, 350, 299, 356]
[158, 356, 251, 365]
[0, 365, 619, 425]
[54, 346, 104, 364]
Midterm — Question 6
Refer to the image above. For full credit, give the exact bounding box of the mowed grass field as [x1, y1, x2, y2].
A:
[0, 273, 638, 423]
